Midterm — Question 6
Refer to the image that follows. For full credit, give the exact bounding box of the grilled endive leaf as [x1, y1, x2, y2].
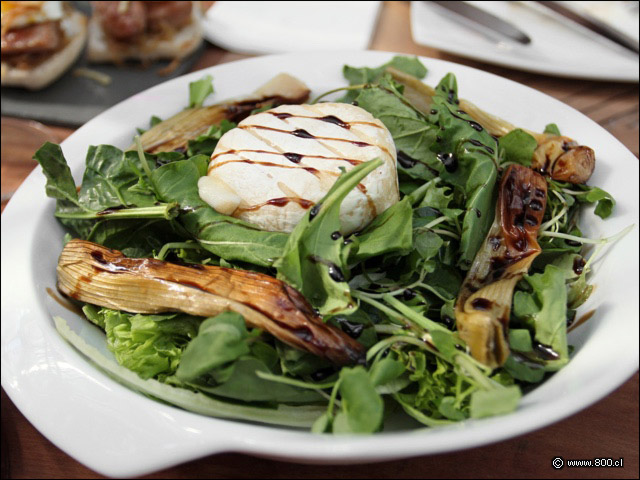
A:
[57, 239, 365, 366]
[135, 73, 311, 154]
[455, 165, 547, 368]
[386, 67, 596, 184]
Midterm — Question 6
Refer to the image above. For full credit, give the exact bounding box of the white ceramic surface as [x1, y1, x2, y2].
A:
[1, 51, 638, 478]
[202, 1, 381, 54]
[411, 1, 639, 82]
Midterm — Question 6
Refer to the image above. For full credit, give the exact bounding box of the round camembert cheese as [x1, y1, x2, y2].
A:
[198, 102, 399, 234]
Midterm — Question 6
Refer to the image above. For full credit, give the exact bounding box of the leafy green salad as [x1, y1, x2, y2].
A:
[37, 56, 626, 434]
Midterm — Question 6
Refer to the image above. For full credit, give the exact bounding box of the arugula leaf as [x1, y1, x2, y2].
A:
[574, 185, 616, 219]
[417, 180, 453, 210]
[350, 197, 413, 261]
[428, 73, 499, 267]
[503, 355, 545, 383]
[34, 142, 81, 207]
[414, 230, 443, 260]
[176, 312, 250, 381]
[470, 385, 521, 418]
[513, 265, 569, 370]
[192, 355, 323, 403]
[275, 159, 383, 315]
[151, 157, 288, 267]
[333, 367, 384, 433]
[544, 123, 561, 135]
[34, 142, 182, 256]
[80, 145, 159, 211]
[353, 86, 439, 181]
[187, 119, 236, 157]
[509, 329, 533, 352]
[188, 74, 214, 108]
[498, 129, 537, 167]
[343, 56, 426, 86]
[341, 56, 427, 103]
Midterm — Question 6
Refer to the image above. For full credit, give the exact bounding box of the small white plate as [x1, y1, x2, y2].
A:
[202, 1, 382, 54]
[411, 1, 639, 82]
[1, 51, 638, 478]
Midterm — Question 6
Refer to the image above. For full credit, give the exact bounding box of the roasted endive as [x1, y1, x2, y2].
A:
[386, 66, 595, 184]
[57, 239, 365, 366]
[455, 165, 547, 368]
[135, 73, 310, 154]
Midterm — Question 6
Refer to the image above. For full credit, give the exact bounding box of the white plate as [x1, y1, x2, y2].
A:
[1, 51, 638, 478]
[202, 1, 381, 55]
[411, 1, 639, 82]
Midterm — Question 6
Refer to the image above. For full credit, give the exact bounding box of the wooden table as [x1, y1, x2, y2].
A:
[2, 2, 638, 478]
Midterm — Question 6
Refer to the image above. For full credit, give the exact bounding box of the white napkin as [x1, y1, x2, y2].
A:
[202, 1, 382, 54]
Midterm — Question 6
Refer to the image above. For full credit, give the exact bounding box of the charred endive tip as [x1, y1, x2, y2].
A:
[531, 135, 595, 184]
[386, 67, 596, 183]
[133, 73, 311, 154]
[455, 165, 547, 368]
[57, 239, 365, 366]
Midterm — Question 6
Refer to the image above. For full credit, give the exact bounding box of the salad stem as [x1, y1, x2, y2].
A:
[55, 203, 178, 220]
[155, 241, 204, 261]
[255, 371, 336, 390]
[352, 291, 406, 325]
[539, 224, 634, 245]
[311, 84, 371, 104]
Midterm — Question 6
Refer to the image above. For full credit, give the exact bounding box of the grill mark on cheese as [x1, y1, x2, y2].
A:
[266, 111, 385, 130]
[210, 149, 364, 166]
[234, 197, 315, 214]
[237, 124, 393, 170]
[211, 158, 370, 205]
[238, 125, 374, 148]
[213, 158, 322, 176]
[282, 105, 394, 163]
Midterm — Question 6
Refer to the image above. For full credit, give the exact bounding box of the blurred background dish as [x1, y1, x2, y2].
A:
[411, 1, 639, 81]
[556, 1, 639, 51]
[202, 1, 381, 54]
[0, 1, 205, 126]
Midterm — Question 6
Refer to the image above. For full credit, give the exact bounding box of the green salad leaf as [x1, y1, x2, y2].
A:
[499, 128, 537, 167]
[176, 312, 250, 381]
[83, 305, 201, 380]
[513, 265, 569, 370]
[543, 123, 561, 135]
[188, 74, 214, 108]
[427, 73, 499, 266]
[275, 159, 383, 315]
[151, 157, 288, 267]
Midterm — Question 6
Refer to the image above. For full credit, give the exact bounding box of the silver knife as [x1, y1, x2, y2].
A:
[429, 1, 532, 45]
[537, 1, 639, 54]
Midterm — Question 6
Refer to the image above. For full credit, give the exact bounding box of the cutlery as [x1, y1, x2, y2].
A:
[430, 1, 532, 45]
[537, 1, 639, 54]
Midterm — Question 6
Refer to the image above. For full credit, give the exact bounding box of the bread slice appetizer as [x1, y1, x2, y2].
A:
[87, 1, 202, 64]
[1, 1, 87, 90]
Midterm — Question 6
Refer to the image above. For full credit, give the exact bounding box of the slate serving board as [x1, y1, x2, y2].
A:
[1, 2, 204, 127]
